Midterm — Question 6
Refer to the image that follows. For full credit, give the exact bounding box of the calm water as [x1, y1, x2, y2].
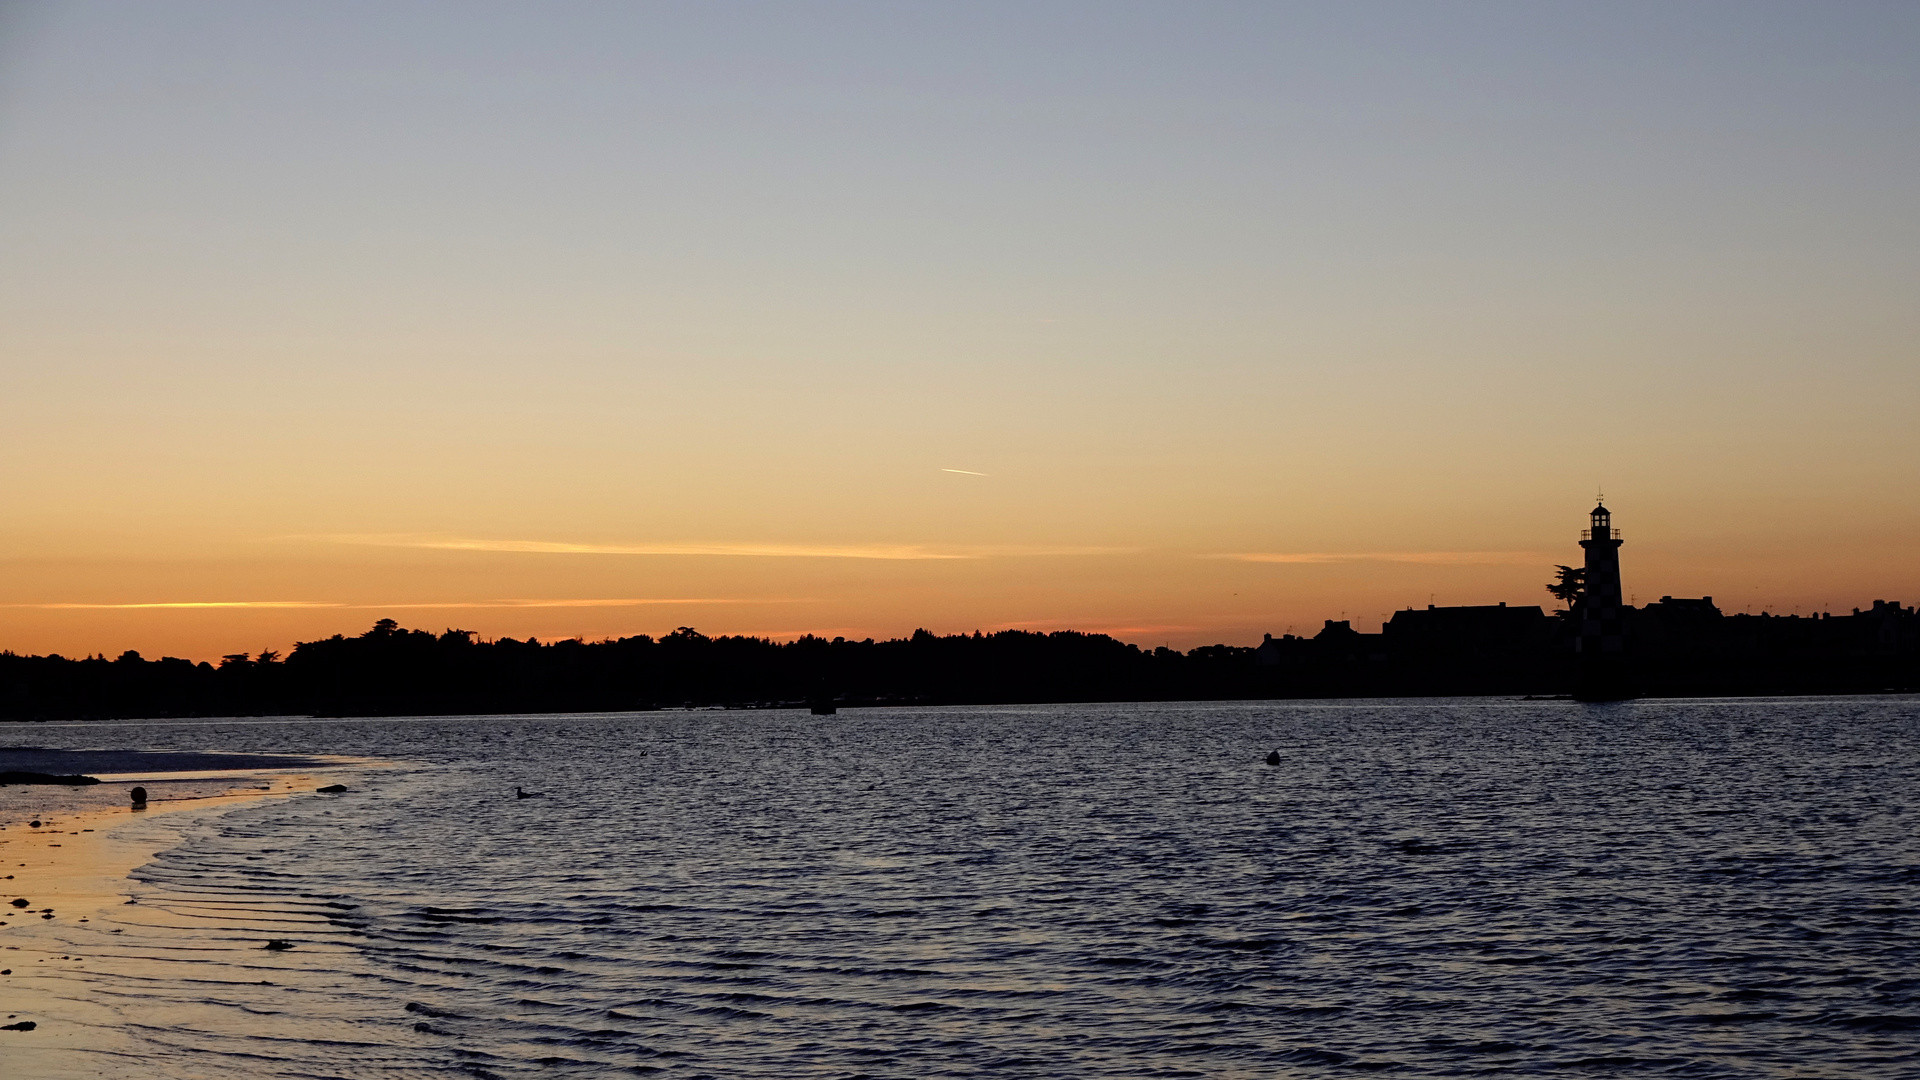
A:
[11, 697, 1920, 1078]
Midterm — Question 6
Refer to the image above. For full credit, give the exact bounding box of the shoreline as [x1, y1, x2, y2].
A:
[0, 758, 357, 1067]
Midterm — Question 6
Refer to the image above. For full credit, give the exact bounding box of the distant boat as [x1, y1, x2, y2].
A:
[808, 697, 837, 715]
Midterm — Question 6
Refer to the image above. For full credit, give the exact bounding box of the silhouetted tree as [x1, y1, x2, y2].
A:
[1547, 565, 1586, 613]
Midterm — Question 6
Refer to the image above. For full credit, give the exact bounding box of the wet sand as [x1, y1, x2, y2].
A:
[0, 750, 358, 1074]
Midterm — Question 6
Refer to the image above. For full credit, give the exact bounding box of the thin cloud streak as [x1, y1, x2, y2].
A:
[18, 601, 341, 610]
[374, 598, 778, 609]
[13, 599, 776, 610]
[940, 468, 990, 476]
[1212, 551, 1548, 566]
[313, 535, 1128, 559]
[322, 535, 969, 560]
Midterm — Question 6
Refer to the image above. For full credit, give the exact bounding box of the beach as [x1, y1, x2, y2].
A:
[1, 749, 352, 1076]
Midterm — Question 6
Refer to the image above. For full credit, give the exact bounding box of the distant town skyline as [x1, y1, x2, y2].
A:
[3, 3, 1916, 661]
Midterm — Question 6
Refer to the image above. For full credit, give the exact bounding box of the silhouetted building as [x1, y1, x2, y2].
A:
[1644, 595, 1719, 618]
[1576, 501, 1630, 700]
[1314, 619, 1386, 662]
[1634, 595, 1721, 640]
[1384, 602, 1548, 647]
[1382, 602, 1559, 694]
[1242, 622, 1388, 695]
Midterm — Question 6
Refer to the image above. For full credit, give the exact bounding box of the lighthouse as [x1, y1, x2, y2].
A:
[1575, 500, 1631, 700]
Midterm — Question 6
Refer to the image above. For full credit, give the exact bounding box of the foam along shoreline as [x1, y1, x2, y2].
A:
[0, 752, 359, 1063]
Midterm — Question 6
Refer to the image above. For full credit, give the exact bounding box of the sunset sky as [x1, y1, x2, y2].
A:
[3, 2, 1917, 661]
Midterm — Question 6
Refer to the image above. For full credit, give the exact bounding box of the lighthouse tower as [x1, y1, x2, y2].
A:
[1575, 500, 1631, 700]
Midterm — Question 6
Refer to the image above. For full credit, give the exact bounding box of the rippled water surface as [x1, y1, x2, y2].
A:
[13, 697, 1920, 1077]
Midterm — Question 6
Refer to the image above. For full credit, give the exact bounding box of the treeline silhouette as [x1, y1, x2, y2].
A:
[1, 620, 1281, 721]
[4, 599, 1916, 722]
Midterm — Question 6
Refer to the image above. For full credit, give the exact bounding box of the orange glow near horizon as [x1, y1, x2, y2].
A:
[5, 507, 1917, 663]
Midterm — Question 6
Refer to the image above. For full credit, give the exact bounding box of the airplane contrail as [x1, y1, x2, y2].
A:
[940, 468, 990, 476]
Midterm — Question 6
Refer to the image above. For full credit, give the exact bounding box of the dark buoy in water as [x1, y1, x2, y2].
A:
[515, 786, 545, 799]
[130, 787, 147, 809]
[1264, 750, 1281, 766]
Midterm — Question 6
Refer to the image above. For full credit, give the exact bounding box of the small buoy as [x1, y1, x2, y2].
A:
[129, 787, 147, 806]
[1264, 750, 1281, 766]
